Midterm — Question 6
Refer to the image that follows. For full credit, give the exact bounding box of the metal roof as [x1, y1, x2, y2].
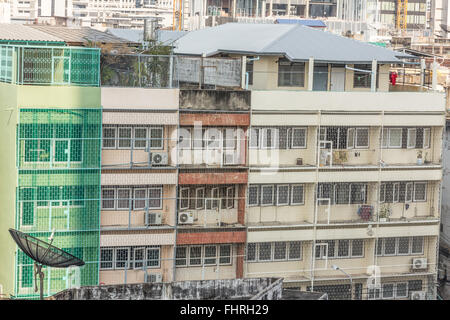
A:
[174, 23, 414, 63]
[106, 28, 143, 43]
[275, 19, 327, 27]
[29, 25, 132, 45]
[0, 23, 63, 42]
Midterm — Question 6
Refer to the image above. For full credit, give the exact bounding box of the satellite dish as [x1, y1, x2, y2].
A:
[8, 228, 85, 300]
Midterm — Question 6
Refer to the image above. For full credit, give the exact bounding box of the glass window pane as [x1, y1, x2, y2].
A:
[398, 237, 410, 255]
[389, 128, 402, 147]
[134, 189, 146, 210]
[175, 247, 187, 266]
[219, 245, 231, 264]
[412, 237, 424, 254]
[103, 127, 116, 148]
[118, 128, 131, 148]
[291, 185, 304, 205]
[134, 128, 147, 148]
[189, 246, 202, 265]
[261, 185, 274, 205]
[277, 185, 289, 206]
[273, 242, 287, 260]
[338, 240, 350, 257]
[259, 242, 272, 261]
[117, 189, 130, 209]
[102, 189, 115, 209]
[147, 247, 160, 267]
[414, 183, 426, 201]
[204, 245, 217, 265]
[150, 128, 163, 149]
[292, 128, 306, 148]
[148, 187, 162, 209]
[288, 242, 302, 260]
[351, 239, 364, 257]
[100, 248, 113, 269]
[382, 283, 394, 299]
[384, 238, 397, 255]
[115, 248, 129, 268]
[246, 243, 256, 261]
[356, 128, 369, 148]
[248, 185, 259, 206]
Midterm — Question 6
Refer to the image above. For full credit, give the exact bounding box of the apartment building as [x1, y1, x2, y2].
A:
[174, 23, 445, 300]
[0, 23, 445, 300]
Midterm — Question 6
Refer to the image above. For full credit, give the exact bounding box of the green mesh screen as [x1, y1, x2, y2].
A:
[0, 45, 100, 86]
[15, 108, 101, 299]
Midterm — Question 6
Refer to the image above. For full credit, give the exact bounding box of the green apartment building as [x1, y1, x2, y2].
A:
[0, 43, 102, 298]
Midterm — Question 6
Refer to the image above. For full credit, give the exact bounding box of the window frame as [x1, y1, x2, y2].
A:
[407, 128, 417, 149]
[102, 126, 117, 149]
[133, 127, 148, 150]
[291, 127, 307, 149]
[117, 127, 132, 149]
[248, 185, 260, 207]
[290, 184, 305, 205]
[413, 182, 427, 202]
[133, 188, 147, 210]
[149, 127, 164, 150]
[195, 187, 205, 210]
[423, 128, 431, 149]
[179, 187, 190, 210]
[219, 244, 232, 265]
[101, 188, 116, 210]
[261, 185, 275, 206]
[276, 184, 290, 206]
[116, 188, 131, 210]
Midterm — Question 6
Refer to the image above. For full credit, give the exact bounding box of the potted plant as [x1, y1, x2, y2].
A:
[417, 150, 423, 165]
[379, 204, 391, 222]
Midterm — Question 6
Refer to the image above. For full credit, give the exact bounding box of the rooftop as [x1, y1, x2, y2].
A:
[173, 23, 414, 64]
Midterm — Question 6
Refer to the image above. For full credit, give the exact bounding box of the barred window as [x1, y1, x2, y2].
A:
[133, 247, 145, 269]
[338, 240, 350, 257]
[353, 64, 372, 88]
[147, 247, 160, 268]
[219, 245, 232, 264]
[150, 127, 163, 149]
[278, 59, 305, 87]
[259, 242, 272, 261]
[288, 242, 302, 260]
[413, 182, 426, 201]
[117, 188, 131, 210]
[261, 185, 274, 206]
[384, 238, 397, 255]
[291, 184, 304, 205]
[407, 128, 416, 149]
[412, 237, 424, 254]
[175, 247, 187, 266]
[248, 185, 259, 206]
[382, 283, 395, 299]
[179, 187, 190, 210]
[246, 243, 257, 262]
[118, 127, 132, 148]
[250, 128, 259, 148]
[276, 185, 289, 206]
[115, 248, 129, 269]
[102, 189, 115, 209]
[273, 242, 287, 260]
[351, 239, 364, 257]
[100, 248, 113, 269]
[134, 127, 147, 149]
[398, 237, 410, 255]
[189, 246, 202, 266]
[196, 187, 205, 209]
[148, 187, 162, 209]
[103, 127, 116, 148]
[291, 127, 307, 148]
[134, 189, 146, 210]
[204, 245, 217, 265]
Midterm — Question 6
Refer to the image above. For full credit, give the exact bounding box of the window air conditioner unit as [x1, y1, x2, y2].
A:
[412, 258, 427, 270]
[145, 273, 162, 283]
[178, 211, 194, 224]
[151, 152, 168, 165]
[410, 291, 427, 300]
[145, 212, 162, 226]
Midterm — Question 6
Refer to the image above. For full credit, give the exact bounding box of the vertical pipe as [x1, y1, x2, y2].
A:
[371, 59, 377, 92]
[432, 57, 438, 91]
[308, 57, 314, 91]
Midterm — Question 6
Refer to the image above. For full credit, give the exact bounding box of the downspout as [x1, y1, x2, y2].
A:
[245, 56, 260, 90]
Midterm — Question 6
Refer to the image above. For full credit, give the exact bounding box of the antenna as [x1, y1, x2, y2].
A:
[9, 228, 85, 300]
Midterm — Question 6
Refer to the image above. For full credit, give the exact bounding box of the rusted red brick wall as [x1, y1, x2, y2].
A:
[180, 113, 250, 126]
[176, 230, 246, 245]
[179, 171, 248, 185]
[236, 244, 244, 279]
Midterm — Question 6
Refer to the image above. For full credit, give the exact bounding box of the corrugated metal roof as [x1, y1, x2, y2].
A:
[174, 23, 414, 63]
[0, 23, 63, 42]
[106, 28, 143, 43]
[29, 25, 132, 44]
[276, 19, 327, 27]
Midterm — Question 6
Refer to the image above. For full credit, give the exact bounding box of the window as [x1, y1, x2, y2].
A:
[102, 189, 115, 209]
[179, 187, 190, 210]
[353, 64, 372, 88]
[259, 242, 272, 261]
[291, 185, 304, 205]
[273, 242, 287, 260]
[248, 185, 259, 206]
[175, 246, 187, 266]
[133, 247, 145, 269]
[204, 245, 217, 265]
[335, 183, 350, 205]
[384, 238, 397, 256]
[411, 237, 424, 254]
[246, 58, 254, 85]
[398, 237, 410, 255]
[189, 246, 202, 266]
[382, 128, 402, 148]
[276, 185, 289, 206]
[103, 127, 116, 148]
[117, 188, 131, 210]
[196, 187, 205, 209]
[148, 187, 162, 209]
[118, 127, 132, 149]
[178, 128, 191, 149]
[338, 240, 350, 257]
[351, 239, 364, 257]
[396, 283, 408, 298]
[261, 185, 274, 206]
[350, 184, 366, 204]
[413, 182, 426, 202]
[423, 128, 431, 149]
[291, 128, 307, 148]
[219, 245, 232, 264]
[405, 182, 413, 203]
[278, 59, 305, 87]
[261, 128, 278, 149]
[146, 247, 160, 268]
[347, 128, 369, 149]
[150, 127, 163, 149]
[226, 186, 234, 209]
[115, 248, 130, 269]
[100, 248, 113, 269]
[134, 127, 147, 149]
[246, 243, 257, 262]
[288, 242, 302, 260]
[134, 189, 146, 210]
[382, 283, 395, 299]
[250, 128, 259, 148]
[407, 128, 416, 149]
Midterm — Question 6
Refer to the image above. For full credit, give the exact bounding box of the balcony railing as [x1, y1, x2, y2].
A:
[0, 45, 101, 86]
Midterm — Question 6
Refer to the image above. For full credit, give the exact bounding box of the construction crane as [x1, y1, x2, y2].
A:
[172, 0, 183, 31]
[396, 0, 408, 31]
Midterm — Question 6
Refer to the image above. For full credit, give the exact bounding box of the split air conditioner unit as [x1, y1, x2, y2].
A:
[178, 211, 194, 224]
[145, 212, 162, 226]
[145, 273, 162, 283]
[151, 152, 168, 166]
[412, 258, 427, 270]
[410, 291, 427, 300]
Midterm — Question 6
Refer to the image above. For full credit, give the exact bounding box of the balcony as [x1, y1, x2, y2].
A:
[0, 45, 100, 86]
